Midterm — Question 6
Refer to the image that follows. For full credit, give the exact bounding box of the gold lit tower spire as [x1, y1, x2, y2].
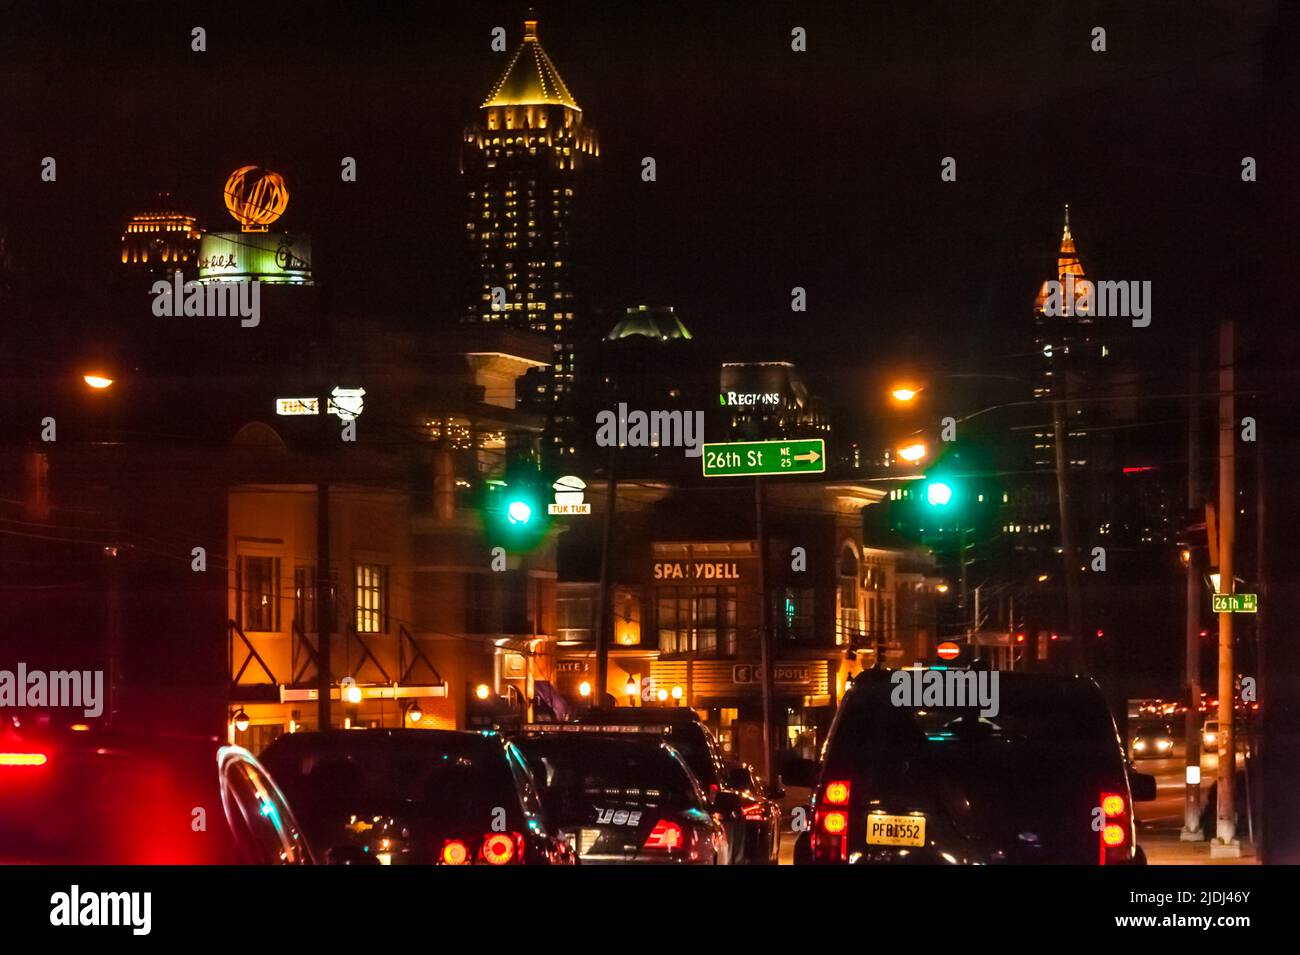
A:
[461, 19, 599, 457]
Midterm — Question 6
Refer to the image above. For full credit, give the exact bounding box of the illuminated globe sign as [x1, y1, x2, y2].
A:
[224, 166, 290, 232]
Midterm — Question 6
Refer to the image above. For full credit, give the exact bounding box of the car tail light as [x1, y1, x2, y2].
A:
[1099, 791, 1131, 864]
[742, 802, 766, 821]
[479, 833, 523, 865]
[440, 839, 470, 865]
[643, 819, 685, 851]
[0, 752, 47, 767]
[707, 783, 720, 802]
[824, 780, 850, 805]
[812, 810, 848, 863]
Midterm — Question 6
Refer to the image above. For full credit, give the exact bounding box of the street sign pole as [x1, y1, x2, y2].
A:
[754, 476, 776, 791]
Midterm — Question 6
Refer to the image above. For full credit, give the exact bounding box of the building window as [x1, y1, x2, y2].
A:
[837, 547, 861, 646]
[355, 563, 388, 634]
[656, 586, 737, 657]
[776, 588, 815, 642]
[556, 596, 593, 642]
[238, 556, 280, 633]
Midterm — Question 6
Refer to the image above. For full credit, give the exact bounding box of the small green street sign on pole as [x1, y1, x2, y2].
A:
[1212, 593, 1258, 614]
[702, 438, 826, 478]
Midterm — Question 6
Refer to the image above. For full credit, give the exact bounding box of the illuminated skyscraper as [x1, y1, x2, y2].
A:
[461, 18, 599, 457]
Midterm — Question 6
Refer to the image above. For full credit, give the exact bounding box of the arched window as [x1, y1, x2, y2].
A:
[838, 545, 861, 647]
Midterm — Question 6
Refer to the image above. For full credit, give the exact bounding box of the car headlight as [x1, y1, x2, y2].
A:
[1156, 739, 1172, 750]
[1133, 740, 1146, 750]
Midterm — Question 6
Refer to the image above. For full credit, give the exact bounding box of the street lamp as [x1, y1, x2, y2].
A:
[232, 709, 250, 733]
[624, 675, 638, 700]
[578, 680, 592, 698]
[670, 685, 683, 703]
[474, 683, 491, 701]
[406, 701, 423, 724]
[897, 441, 928, 464]
[890, 386, 921, 403]
[83, 373, 114, 390]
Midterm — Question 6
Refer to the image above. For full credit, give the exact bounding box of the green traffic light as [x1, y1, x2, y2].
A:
[925, 481, 953, 507]
[507, 499, 533, 525]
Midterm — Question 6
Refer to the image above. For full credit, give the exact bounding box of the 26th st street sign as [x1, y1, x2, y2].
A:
[702, 438, 826, 478]
[1212, 593, 1258, 613]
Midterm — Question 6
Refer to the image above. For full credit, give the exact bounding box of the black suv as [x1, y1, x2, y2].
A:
[786, 668, 1156, 864]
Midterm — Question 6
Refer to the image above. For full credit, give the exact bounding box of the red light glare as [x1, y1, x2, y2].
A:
[821, 811, 848, 835]
[824, 780, 850, 805]
[440, 839, 469, 865]
[1102, 824, 1126, 847]
[480, 833, 517, 865]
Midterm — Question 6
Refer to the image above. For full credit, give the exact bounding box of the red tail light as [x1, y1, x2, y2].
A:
[823, 780, 850, 805]
[479, 832, 523, 865]
[813, 810, 848, 862]
[440, 839, 470, 865]
[1099, 791, 1131, 864]
[0, 752, 47, 767]
[643, 819, 685, 851]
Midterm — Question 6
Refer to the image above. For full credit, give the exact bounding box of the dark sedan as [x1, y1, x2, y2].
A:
[515, 728, 727, 864]
[258, 728, 574, 865]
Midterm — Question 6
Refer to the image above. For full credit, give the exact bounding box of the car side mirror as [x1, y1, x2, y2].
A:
[1129, 768, 1157, 802]
[780, 755, 819, 790]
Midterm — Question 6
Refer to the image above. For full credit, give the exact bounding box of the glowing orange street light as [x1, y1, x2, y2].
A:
[83, 373, 114, 389]
[890, 386, 920, 403]
[897, 441, 928, 463]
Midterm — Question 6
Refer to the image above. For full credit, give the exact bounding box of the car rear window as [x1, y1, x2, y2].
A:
[825, 672, 1120, 771]
[517, 738, 703, 813]
[260, 735, 519, 825]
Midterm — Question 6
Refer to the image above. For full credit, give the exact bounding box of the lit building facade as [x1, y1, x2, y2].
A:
[461, 19, 599, 459]
[120, 193, 202, 275]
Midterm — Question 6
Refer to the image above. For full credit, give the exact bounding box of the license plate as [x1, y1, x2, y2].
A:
[865, 813, 926, 847]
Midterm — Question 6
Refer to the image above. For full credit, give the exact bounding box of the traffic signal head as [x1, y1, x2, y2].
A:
[925, 480, 954, 507]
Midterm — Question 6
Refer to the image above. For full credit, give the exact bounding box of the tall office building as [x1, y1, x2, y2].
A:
[461, 19, 599, 458]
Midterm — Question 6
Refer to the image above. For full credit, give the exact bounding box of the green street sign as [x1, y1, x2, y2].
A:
[702, 438, 826, 478]
[1212, 593, 1258, 613]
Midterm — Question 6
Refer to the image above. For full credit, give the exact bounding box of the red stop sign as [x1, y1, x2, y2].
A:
[936, 641, 961, 661]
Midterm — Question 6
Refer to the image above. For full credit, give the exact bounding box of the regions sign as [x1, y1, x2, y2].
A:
[701, 438, 825, 478]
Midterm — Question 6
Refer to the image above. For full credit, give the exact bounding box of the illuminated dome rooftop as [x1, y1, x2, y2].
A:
[482, 19, 580, 110]
[607, 305, 693, 342]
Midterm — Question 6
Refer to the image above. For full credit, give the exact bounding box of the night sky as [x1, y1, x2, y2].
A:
[0, 1, 1291, 415]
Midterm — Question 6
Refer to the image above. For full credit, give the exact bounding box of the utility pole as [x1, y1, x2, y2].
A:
[1212, 318, 1241, 857]
[593, 448, 616, 710]
[316, 481, 332, 732]
[755, 477, 777, 791]
[959, 527, 970, 643]
[1182, 345, 1203, 841]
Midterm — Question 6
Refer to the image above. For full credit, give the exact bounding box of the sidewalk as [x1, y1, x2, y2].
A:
[1140, 829, 1259, 865]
